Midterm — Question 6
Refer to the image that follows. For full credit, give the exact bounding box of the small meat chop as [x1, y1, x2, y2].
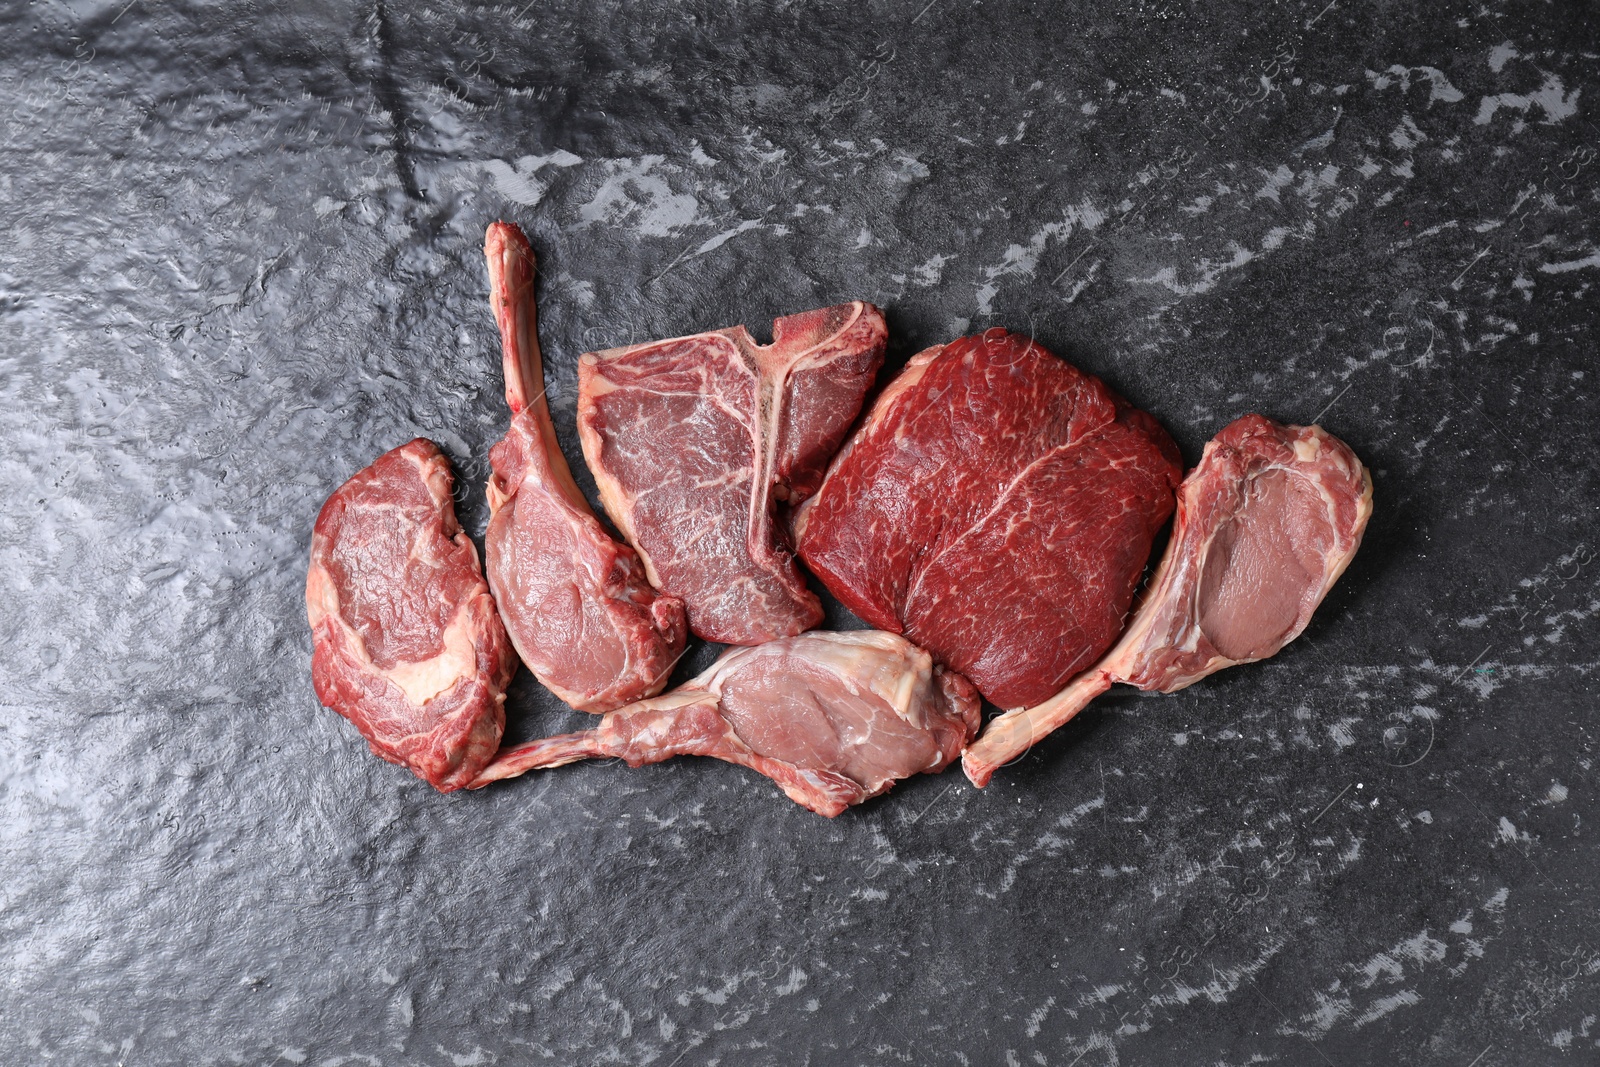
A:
[471, 631, 981, 817]
[307, 439, 517, 791]
[963, 415, 1373, 787]
[483, 222, 687, 712]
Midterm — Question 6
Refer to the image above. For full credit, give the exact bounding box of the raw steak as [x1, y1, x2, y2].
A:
[576, 302, 887, 645]
[483, 222, 687, 712]
[963, 415, 1373, 786]
[793, 328, 1183, 709]
[470, 631, 981, 817]
[306, 439, 517, 791]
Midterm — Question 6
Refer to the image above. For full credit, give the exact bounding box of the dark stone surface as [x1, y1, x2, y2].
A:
[2, 1, 1597, 1063]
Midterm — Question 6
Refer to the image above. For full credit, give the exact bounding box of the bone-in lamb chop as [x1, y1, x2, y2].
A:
[483, 222, 688, 712]
[962, 415, 1373, 787]
[307, 439, 518, 791]
[794, 329, 1183, 708]
[470, 631, 982, 816]
[576, 301, 887, 645]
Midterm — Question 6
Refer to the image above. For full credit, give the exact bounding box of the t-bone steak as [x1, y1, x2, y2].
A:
[306, 439, 517, 791]
[963, 415, 1373, 786]
[576, 302, 887, 645]
[470, 631, 980, 817]
[483, 222, 687, 713]
[793, 328, 1183, 709]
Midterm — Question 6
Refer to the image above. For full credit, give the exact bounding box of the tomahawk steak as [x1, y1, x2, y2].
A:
[307, 438, 518, 791]
[793, 328, 1184, 709]
[963, 415, 1373, 786]
[483, 222, 687, 713]
[470, 631, 981, 817]
[576, 302, 887, 645]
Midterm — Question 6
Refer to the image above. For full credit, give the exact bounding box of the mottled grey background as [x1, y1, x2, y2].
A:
[2, 0, 1597, 1064]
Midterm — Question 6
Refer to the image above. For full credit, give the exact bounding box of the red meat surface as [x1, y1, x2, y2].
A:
[794, 328, 1183, 709]
[482, 222, 687, 712]
[307, 439, 517, 791]
[577, 302, 886, 645]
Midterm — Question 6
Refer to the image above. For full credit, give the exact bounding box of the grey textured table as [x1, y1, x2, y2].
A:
[3, 1, 1597, 1064]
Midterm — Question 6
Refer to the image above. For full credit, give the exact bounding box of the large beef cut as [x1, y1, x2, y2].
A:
[576, 302, 887, 645]
[483, 223, 687, 712]
[963, 415, 1373, 786]
[470, 631, 981, 816]
[793, 328, 1184, 709]
[307, 439, 518, 791]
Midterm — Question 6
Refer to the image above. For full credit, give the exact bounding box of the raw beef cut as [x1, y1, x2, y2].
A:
[470, 631, 981, 817]
[307, 439, 517, 791]
[793, 328, 1184, 709]
[576, 301, 887, 645]
[963, 415, 1373, 786]
[483, 222, 687, 713]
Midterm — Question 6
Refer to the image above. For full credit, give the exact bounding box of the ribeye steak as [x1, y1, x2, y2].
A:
[793, 328, 1183, 709]
[470, 631, 980, 817]
[483, 222, 687, 713]
[307, 439, 517, 791]
[577, 302, 887, 645]
[963, 415, 1373, 786]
